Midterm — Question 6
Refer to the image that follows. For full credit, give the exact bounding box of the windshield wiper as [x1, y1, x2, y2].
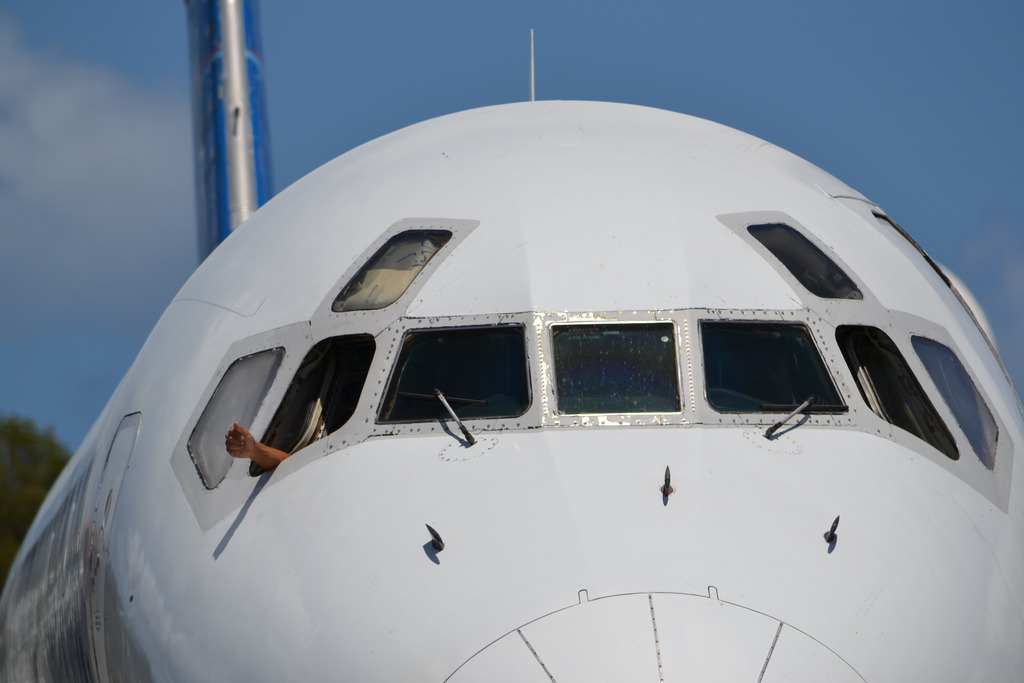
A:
[397, 391, 488, 406]
[433, 388, 476, 446]
[764, 396, 815, 439]
[759, 402, 847, 413]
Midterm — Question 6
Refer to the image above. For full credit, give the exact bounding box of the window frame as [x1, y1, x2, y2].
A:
[699, 320, 846, 415]
[911, 335, 999, 470]
[716, 211, 872, 309]
[746, 222, 863, 300]
[332, 230, 453, 313]
[321, 218, 480, 323]
[187, 347, 285, 489]
[262, 333, 377, 456]
[836, 325, 959, 461]
[377, 323, 533, 425]
[550, 320, 683, 416]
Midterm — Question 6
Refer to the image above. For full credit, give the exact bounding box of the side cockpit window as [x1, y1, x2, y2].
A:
[263, 335, 375, 454]
[332, 230, 452, 312]
[747, 223, 862, 300]
[702, 322, 844, 413]
[552, 323, 680, 414]
[188, 348, 284, 489]
[379, 326, 529, 422]
[912, 336, 998, 469]
[837, 326, 958, 460]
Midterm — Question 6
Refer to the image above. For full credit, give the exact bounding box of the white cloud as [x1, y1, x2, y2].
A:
[0, 12, 195, 340]
[0, 12, 196, 446]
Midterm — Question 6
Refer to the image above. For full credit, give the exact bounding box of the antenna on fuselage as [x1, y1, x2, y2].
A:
[529, 29, 536, 102]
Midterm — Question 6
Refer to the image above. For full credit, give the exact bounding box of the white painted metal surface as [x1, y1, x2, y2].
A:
[2, 101, 1022, 681]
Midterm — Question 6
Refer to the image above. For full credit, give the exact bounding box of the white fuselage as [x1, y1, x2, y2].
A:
[2, 101, 1022, 682]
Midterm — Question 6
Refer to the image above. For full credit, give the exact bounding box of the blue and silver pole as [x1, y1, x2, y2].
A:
[185, 0, 274, 261]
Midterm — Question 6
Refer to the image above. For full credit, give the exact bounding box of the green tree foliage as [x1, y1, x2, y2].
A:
[0, 414, 69, 589]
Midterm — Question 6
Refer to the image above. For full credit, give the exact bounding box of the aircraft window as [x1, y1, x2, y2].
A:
[332, 230, 452, 312]
[912, 336, 997, 469]
[263, 335, 376, 454]
[552, 323, 680, 414]
[836, 326, 958, 460]
[188, 348, 284, 488]
[701, 322, 845, 412]
[379, 325, 529, 422]
[747, 223, 862, 300]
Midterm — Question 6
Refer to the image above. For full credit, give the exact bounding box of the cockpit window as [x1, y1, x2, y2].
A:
[552, 323, 680, 414]
[747, 223, 862, 300]
[263, 335, 375, 454]
[332, 230, 452, 312]
[701, 322, 844, 413]
[912, 336, 997, 469]
[837, 326, 958, 460]
[188, 348, 284, 489]
[379, 325, 529, 422]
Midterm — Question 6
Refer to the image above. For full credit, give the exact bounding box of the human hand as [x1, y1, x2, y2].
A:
[225, 421, 257, 460]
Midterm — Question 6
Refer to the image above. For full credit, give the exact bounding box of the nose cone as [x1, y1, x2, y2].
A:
[447, 593, 862, 682]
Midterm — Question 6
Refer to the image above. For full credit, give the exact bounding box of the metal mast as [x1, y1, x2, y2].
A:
[185, 0, 274, 260]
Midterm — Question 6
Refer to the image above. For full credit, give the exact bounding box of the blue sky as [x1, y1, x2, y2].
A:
[1, 0, 1022, 449]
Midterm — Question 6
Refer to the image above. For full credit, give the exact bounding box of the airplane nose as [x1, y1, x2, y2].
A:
[446, 592, 862, 682]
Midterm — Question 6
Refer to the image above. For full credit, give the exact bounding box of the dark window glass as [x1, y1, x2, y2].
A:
[263, 335, 376, 454]
[552, 323, 680, 414]
[912, 337, 997, 469]
[837, 326, 958, 460]
[188, 348, 284, 488]
[379, 326, 529, 422]
[702, 322, 844, 412]
[333, 230, 451, 312]
[748, 223, 862, 300]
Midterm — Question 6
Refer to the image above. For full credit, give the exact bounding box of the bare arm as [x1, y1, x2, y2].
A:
[225, 421, 291, 470]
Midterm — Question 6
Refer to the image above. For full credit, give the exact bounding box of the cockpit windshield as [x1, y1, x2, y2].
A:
[702, 322, 845, 412]
[378, 325, 530, 422]
[552, 323, 680, 414]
